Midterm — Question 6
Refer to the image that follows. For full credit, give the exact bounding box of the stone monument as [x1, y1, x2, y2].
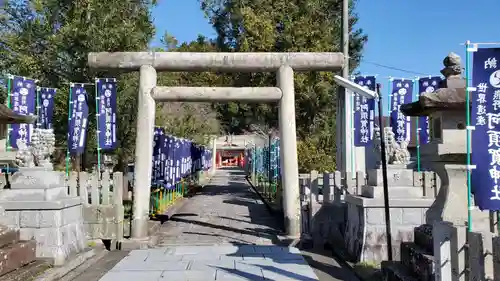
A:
[343, 123, 435, 261]
[342, 76, 447, 261]
[361, 126, 419, 198]
[0, 124, 86, 265]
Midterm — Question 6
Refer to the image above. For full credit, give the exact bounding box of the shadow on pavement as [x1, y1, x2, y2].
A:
[168, 215, 281, 245]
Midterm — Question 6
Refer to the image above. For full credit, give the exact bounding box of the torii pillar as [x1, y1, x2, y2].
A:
[88, 52, 344, 238]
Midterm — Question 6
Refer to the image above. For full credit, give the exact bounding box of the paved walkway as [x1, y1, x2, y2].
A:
[81, 168, 358, 281]
[157, 168, 282, 246]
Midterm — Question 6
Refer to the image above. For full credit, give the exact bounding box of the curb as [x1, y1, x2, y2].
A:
[245, 176, 290, 240]
[328, 244, 368, 281]
[245, 176, 281, 216]
[34, 248, 99, 281]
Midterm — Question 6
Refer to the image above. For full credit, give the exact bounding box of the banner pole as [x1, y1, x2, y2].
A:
[465, 41, 472, 232]
[351, 91, 355, 175]
[387, 78, 392, 128]
[36, 87, 40, 129]
[376, 83, 393, 261]
[94, 78, 101, 179]
[5, 75, 12, 151]
[66, 84, 73, 178]
[415, 79, 421, 172]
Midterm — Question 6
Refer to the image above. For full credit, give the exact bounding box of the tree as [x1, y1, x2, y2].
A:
[199, 0, 368, 170]
[0, 0, 156, 170]
[155, 34, 223, 144]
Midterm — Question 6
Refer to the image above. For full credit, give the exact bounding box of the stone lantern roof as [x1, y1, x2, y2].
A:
[400, 52, 467, 117]
[0, 104, 37, 124]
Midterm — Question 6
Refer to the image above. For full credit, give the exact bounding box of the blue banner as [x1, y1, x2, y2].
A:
[150, 131, 213, 189]
[152, 127, 162, 186]
[180, 140, 186, 178]
[353, 76, 376, 146]
[38, 87, 57, 130]
[472, 47, 500, 210]
[172, 137, 181, 183]
[9, 76, 36, 148]
[163, 135, 172, 189]
[68, 84, 89, 155]
[417, 77, 442, 144]
[96, 79, 117, 150]
[390, 79, 414, 143]
[168, 136, 176, 189]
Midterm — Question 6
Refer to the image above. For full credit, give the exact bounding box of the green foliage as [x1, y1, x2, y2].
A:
[154, 34, 222, 145]
[199, 0, 367, 171]
[0, 0, 368, 173]
[0, 0, 220, 170]
[0, 0, 157, 169]
[297, 138, 336, 173]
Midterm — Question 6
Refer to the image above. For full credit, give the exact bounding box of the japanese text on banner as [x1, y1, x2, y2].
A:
[96, 79, 117, 150]
[152, 127, 162, 186]
[353, 76, 376, 146]
[174, 138, 181, 183]
[38, 88, 57, 129]
[161, 133, 170, 188]
[390, 79, 414, 143]
[417, 77, 442, 144]
[472, 48, 500, 210]
[67, 84, 89, 155]
[166, 136, 174, 189]
[9, 76, 36, 148]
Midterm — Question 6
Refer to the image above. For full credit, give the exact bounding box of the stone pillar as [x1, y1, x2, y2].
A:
[336, 92, 344, 173]
[211, 136, 217, 175]
[355, 146, 366, 173]
[277, 65, 301, 237]
[336, 89, 353, 174]
[131, 65, 157, 238]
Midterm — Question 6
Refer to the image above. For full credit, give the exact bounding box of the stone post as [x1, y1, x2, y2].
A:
[355, 146, 366, 173]
[277, 65, 301, 237]
[131, 65, 157, 238]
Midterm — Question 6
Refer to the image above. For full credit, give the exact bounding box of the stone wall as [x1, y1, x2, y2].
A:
[344, 195, 433, 261]
[0, 199, 86, 265]
[297, 169, 438, 263]
[83, 205, 124, 240]
[308, 202, 347, 247]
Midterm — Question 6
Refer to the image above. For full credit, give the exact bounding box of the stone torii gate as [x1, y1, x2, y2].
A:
[88, 52, 344, 238]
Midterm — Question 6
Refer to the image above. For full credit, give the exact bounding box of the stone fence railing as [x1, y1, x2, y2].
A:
[67, 171, 124, 246]
[298, 169, 440, 204]
[424, 220, 500, 281]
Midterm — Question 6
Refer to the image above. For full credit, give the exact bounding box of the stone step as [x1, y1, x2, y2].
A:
[0, 260, 51, 281]
[367, 168, 415, 187]
[381, 261, 419, 281]
[0, 240, 36, 276]
[414, 224, 433, 254]
[361, 185, 423, 199]
[0, 185, 68, 201]
[0, 227, 19, 248]
[400, 242, 434, 281]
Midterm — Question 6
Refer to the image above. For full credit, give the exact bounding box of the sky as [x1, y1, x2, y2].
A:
[151, 0, 500, 114]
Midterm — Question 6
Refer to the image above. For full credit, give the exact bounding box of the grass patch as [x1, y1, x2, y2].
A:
[352, 261, 382, 281]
